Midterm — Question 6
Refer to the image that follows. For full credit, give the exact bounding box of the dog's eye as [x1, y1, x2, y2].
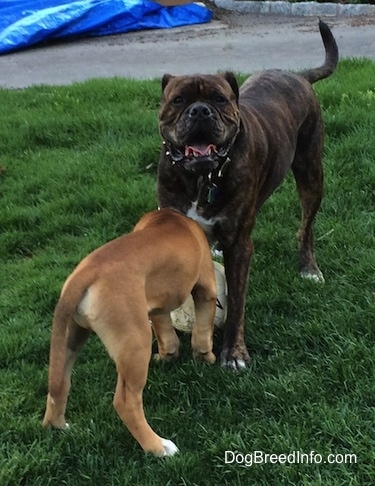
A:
[172, 96, 184, 106]
[214, 95, 227, 105]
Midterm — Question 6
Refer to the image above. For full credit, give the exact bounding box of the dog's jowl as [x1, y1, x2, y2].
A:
[43, 209, 216, 456]
[157, 21, 339, 370]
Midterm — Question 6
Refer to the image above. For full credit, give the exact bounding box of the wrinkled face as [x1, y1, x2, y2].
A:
[159, 72, 241, 173]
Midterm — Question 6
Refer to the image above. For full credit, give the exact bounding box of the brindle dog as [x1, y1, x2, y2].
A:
[157, 20, 339, 370]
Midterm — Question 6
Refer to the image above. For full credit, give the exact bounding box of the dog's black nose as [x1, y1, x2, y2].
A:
[188, 103, 212, 119]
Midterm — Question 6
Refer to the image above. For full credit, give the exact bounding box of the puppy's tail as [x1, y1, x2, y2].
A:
[46, 274, 89, 401]
[300, 20, 339, 84]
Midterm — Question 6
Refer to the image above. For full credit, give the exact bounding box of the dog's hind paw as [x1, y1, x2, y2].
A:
[160, 438, 179, 457]
[211, 248, 223, 259]
[300, 269, 325, 284]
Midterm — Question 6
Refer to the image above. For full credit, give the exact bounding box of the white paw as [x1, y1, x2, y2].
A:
[161, 438, 179, 457]
[300, 270, 325, 284]
[211, 248, 223, 259]
[221, 357, 247, 371]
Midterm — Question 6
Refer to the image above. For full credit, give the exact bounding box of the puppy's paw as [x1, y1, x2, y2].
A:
[193, 350, 216, 364]
[42, 418, 70, 430]
[153, 350, 179, 362]
[159, 438, 179, 457]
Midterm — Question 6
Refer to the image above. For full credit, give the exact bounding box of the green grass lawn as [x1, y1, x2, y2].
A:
[1, 58, 374, 485]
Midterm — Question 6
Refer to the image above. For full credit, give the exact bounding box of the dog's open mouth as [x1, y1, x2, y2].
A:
[165, 141, 232, 173]
[185, 144, 216, 158]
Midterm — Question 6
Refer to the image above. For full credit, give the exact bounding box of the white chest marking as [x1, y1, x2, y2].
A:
[187, 201, 220, 243]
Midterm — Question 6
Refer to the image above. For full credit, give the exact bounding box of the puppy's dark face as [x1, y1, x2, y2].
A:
[159, 72, 241, 173]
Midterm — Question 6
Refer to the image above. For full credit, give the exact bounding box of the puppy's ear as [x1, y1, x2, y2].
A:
[162, 74, 175, 92]
[222, 71, 239, 101]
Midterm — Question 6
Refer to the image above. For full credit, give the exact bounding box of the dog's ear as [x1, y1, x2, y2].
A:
[222, 71, 239, 101]
[161, 74, 175, 92]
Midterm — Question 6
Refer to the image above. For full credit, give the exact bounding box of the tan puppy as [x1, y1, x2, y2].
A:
[42, 209, 216, 456]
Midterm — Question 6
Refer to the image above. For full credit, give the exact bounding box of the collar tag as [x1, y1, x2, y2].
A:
[207, 183, 218, 204]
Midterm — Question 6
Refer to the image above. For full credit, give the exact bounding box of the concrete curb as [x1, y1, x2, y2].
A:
[212, 0, 375, 16]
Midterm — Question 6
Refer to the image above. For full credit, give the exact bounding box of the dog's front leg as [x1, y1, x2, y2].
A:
[150, 314, 180, 361]
[191, 286, 216, 364]
[220, 233, 253, 371]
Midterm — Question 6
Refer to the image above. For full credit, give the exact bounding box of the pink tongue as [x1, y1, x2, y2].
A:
[185, 144, 216, 156]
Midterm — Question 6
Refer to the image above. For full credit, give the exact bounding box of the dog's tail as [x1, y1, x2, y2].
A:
[300, 20, 339, 84]
[46, 273, 90, 402]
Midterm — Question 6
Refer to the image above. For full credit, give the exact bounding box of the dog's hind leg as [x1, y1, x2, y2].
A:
[97, 309, 178, 456]
[292, 124, 325, 283]
[43, 320, 90, 429]
[150, 314, 180, 361]
[191, 283, 216, 364]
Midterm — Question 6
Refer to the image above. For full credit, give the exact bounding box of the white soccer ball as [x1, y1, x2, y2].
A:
[213, 261, 227, 329]
[170, 261, 227, 333]
[170, 295, 195, 333]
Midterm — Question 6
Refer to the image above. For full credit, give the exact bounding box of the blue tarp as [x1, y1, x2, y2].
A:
[0, 0, 212, 54]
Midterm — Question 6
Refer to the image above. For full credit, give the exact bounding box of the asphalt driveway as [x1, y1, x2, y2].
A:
[0, 8, 374, 88]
